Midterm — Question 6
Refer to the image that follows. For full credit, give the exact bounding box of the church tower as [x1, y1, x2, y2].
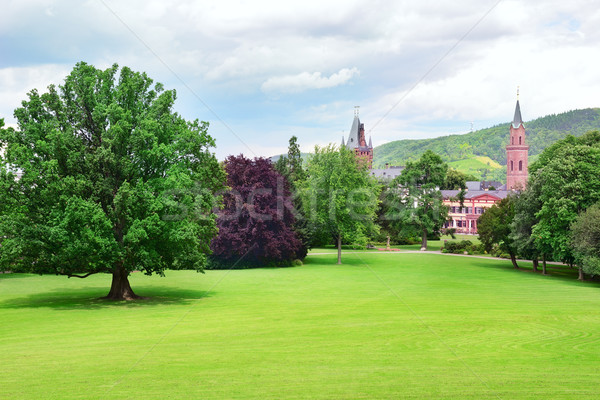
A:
[344, 107, 373, 169]
[506, 92, 529, 190]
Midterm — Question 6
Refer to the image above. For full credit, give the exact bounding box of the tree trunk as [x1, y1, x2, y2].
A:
[542, 255, 547, 275]
[509, 252, 519, 269]
[104, 264, 139, 300]
[578, 265, 584, 281]
[420, 229, 427, 251]
[532, 259, 539, 273]
[337, 234, 342, 265]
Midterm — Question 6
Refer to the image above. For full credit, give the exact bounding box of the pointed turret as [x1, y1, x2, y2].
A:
[341, 136, 345, 147]
[345, 116, 361, 149]
[344, 109, 373, 169]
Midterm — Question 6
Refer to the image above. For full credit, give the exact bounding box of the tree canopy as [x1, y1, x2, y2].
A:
[210, 155, 306, 267]
[478, 196, 519, 269]
[529, 131, 600, 273]
[387, 150, 448, 251]
[301, 145, 380, 264]
[0, 62, 225, 299]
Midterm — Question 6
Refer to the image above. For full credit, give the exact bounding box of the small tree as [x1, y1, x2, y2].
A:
[210, 155, 306, 267]
[478, 196, 520, 269]
[570, 203, 600, 278]
[442, 168, 477, 190]
[388, 150, 448, 251]
[301, 145, 380, 264]
[0, 63, 226, 299]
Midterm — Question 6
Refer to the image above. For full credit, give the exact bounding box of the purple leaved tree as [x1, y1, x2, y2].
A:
[210, 155, 307, 267]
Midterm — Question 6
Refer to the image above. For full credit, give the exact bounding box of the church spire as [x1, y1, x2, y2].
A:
[512, 86, 523, 128]
[512, 100, 523, 129]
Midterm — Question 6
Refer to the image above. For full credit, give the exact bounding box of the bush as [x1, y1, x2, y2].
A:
[442, 240, 474, 254]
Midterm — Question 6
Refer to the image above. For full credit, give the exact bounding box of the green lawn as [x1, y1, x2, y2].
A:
[1, 253, 599, 399]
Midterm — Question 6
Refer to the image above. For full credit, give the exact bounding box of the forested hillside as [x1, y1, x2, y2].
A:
[374, 108, 600, 168]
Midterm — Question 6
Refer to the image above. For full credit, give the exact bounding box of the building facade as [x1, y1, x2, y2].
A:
[442, 182, 508, 234]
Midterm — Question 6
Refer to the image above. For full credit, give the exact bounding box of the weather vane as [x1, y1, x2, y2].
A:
[517, 86, 520, 100]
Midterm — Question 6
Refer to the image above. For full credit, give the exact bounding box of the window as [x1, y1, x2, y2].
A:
[519, 160, 523, 171]
[512, 137, 514, 145]
[519, 136, 522, 145]
[511, 160, 514, 171]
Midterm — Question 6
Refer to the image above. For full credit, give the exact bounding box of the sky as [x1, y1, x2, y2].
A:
[1, 0, 600, 160]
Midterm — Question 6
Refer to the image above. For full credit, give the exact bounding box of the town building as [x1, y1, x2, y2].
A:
[441, 96, 528, 234]
[369, 164, 404, 181]
[441, 181, 508, 234]
[506, 96, 529, 190]
[343, 109, 373, 169]
[344, 95, 528, 235]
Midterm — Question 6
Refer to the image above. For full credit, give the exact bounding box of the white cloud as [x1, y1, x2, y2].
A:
[3, 0, 600, 158]
[261, 68, 359, 93]
[0, 64, 71, 123]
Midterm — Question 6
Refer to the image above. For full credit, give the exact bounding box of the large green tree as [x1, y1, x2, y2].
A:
[388, 150, 448, 251]
[0, 62, 225, 299]
[301, 145, 380, 264]
[529, 131, 600, 278]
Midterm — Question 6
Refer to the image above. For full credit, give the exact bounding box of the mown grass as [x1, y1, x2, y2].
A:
[1, 252, 599, 399]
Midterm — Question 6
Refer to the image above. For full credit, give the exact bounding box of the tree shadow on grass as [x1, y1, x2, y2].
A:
[0, 272, 33, 280]
[469, 259, 600, 288]
[0, 286, 215, 310]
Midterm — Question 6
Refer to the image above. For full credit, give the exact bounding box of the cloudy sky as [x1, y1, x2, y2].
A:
[1, 0, 599, 159]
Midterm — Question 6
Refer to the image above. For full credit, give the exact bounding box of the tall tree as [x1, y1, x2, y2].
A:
[388, 150, 448, 251]
[0, 63, 225, 299]
[510, 180, 544, 273]
[273, 136, 311, 250]
[287, 135, 306, 183]
[571, 203, 600, 278]
[478, 196, 520, 269]
[210, 155, 306, 267]
[529, 131, 600, 276]
[301, 145, 380, 264]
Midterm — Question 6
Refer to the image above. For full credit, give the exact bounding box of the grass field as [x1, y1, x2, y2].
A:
[2, 252, 600, 399]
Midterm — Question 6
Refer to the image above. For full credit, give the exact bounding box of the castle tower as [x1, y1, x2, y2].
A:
[344, 108, 373, 168]
[506, 94, 529, 190]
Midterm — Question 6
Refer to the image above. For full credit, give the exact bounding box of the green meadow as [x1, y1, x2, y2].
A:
[1, 252, 599, 399]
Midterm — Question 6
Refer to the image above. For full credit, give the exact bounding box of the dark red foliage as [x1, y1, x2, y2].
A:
[210, 155, 306, 267]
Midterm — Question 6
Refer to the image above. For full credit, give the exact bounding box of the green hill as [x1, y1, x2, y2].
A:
[374, 108, 600, 172]
[447, 156, 504, 181]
